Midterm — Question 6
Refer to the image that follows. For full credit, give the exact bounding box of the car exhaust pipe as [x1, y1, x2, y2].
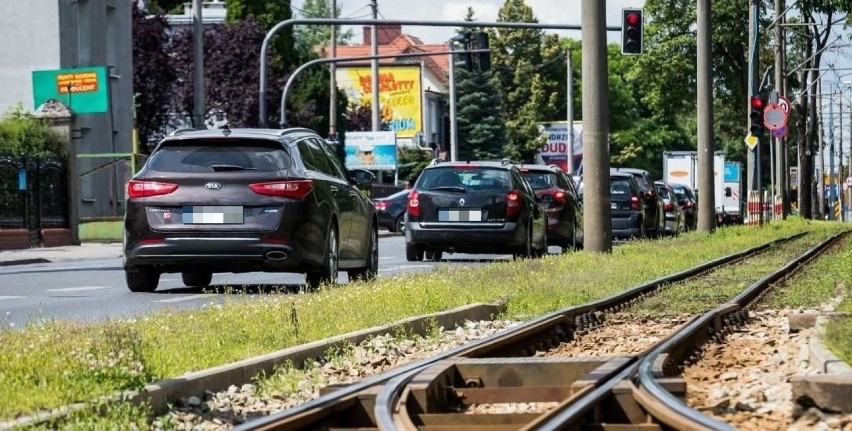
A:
[265, 251, 288, 261]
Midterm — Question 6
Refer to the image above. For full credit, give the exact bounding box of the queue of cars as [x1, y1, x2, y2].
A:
[123, 125, 699, 292]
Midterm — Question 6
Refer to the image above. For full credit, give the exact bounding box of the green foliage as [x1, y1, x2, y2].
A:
[0, 105, 65, 158]
[489, 0, 554, 162]
[225, 0, 297, 69]
[293, 0, 353, 59]
[396, 146, 433, 184]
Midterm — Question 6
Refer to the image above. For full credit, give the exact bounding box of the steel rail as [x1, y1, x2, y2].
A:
[633, 231, 848, 431]
[234, 232, 805, 430]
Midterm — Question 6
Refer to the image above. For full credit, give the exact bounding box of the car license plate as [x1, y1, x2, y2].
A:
[438, 208, 482, 222]
[182, 206, 244, 224]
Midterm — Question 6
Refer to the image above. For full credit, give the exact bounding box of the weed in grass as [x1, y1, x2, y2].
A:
[0, 220, 846, 421]
[825, 317, 852, 366]
[27, 400, 153, 431]
[761, 237, 852, 310]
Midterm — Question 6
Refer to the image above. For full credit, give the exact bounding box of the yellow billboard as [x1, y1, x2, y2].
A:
[336, 65, 422, 138]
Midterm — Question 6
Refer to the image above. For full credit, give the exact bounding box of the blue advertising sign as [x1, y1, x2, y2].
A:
[18, 168, 26, 191]
[345, 131, 397, 170]
[724, 163, 740, 182]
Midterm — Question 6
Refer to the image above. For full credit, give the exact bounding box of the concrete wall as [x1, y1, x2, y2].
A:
[58, 0, 134, 220]
[0, 0, 61, 115]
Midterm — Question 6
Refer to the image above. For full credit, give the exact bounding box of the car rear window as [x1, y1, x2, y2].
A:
[611, 178, 634, 196]
[522, 171, 558, 190]
[146, 139, 291, 173]
[419, 167, 511, 192]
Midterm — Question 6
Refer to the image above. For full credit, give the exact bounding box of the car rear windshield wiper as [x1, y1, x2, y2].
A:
[428, 186, 466, 192]
[211, 164, 258, 172]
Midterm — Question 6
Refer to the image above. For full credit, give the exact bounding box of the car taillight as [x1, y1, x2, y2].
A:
[630, 196, 641, 211]
[249, 180, 313, 198]
[507, 190, 522, 217]
[664, 202, 673, 211]
[554, 190, 567, 204]
[374, 201, 388, 211]
[407, 190, 420, 217]
[127, 180, 179, 198]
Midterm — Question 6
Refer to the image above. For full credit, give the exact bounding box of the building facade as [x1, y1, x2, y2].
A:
[0, 0, 134, 226]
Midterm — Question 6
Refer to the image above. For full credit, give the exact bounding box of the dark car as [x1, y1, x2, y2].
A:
[405, 159, 547, 261]
[610, 172, 646, 239]
[654, 181, 685, 236]
[669, 183, 697, 231]
[123, 127, 379, 292]
[520, 164, 584, 251]
[611, 167, 665, 237]
[372, 189, 409, 233]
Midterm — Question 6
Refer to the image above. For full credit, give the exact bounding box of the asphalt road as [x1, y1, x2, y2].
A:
[0, 234, 518, 328]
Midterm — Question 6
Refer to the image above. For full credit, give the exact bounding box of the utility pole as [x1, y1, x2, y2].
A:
[840, 93, 844, 221]
[581, 0, 611, 252]
[192, 0, 204, 128]
[829, 94, 836, 219]
[566, 47, 574, 174]
[329, 0, 337, 140]
[448, 40, 458, 161]
[817, 79, 825, 219]
[747, 0, 760, 196]
[697, 0, 715, 232]
[774, 0, 787, 218]
[370, 0, 379, 132]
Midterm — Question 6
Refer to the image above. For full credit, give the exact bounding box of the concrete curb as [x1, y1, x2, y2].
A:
[790, 314, 852, 413]
[0, 298, 506, 429]
[808, 315, 852, 374]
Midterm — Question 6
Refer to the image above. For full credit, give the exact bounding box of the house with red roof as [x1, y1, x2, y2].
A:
[327, 25, 452, 153]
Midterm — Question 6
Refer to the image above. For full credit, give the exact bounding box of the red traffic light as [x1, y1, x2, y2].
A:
[750, 95, 764, 110]
[626, 13, 640, 26]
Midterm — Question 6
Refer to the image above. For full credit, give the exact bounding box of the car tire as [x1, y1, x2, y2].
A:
[348, 226, 379, 282]
[395, 214, 405, 234]
[425, 250, 443, 262]
[126, 266, 160, 292]
[513, 222, 534, 260]
[405, 242, 424, 262]
[182, 271, 212, 287]
[306, 225, 339, 290]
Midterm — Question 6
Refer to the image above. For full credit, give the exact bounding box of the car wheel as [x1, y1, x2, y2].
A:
[348, 226, 379, 282]
[405, 242, 424, 262]
[126, 266, 160, 292]
[425, 250, 443, 262]
[306, 225, 339, 290]
[182, 271, 212, 287]
[513, 222, 534, 260]
[395, 214, 405, 234]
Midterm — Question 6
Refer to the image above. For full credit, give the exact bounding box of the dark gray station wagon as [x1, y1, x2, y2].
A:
[123, 127, 378, 292]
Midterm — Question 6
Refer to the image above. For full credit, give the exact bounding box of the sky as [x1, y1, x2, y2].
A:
[289, 0, 645, 44]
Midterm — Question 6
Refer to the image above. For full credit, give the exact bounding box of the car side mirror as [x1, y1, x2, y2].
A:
[348, 169, 376, 186]
[725, 187, 732, 197]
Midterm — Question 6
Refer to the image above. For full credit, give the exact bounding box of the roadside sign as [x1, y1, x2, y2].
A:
[32, 67, 109, 114]
[744, 133, 758, 150]
[772, 125, 788, 139]
[777, 96, 791, 114]
[763, 103, 787, 130]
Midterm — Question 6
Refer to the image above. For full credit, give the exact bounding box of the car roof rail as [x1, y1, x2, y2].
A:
[168, 127, 197, 137]
[279, 127, 317, 136]
[428, 158, 443, 166]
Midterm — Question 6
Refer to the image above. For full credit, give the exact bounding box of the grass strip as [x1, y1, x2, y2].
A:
[761, 237, 852, 310]
[0, 218, 844, 423]
[628, 230, 840, 316]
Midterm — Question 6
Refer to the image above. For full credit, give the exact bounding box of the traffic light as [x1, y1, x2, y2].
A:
[472, 32, 491, 72]
[451, 33, 472, 72]
[749, 95, 765, 137]
[621, 9, 643, 55]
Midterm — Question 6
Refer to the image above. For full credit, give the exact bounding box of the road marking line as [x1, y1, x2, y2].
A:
[0, 296, 25, 300]
[47, 286, 113, 292]
[153, 294, 212, 303]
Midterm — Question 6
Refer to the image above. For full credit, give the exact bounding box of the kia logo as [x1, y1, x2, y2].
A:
[205, 182, 222, 190]
[459, 198, 465, 206]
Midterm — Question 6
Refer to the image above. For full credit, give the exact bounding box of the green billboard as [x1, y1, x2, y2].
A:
[32, 67, 109, 114]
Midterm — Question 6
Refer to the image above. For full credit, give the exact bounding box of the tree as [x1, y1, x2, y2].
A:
[489, 0, 556, 162]
[0, 105, 65, 158]
[454, 8, 506, 161]
[143, 0, 183, 14]
[132, 0, 176, 152]
[225, 0, 297, 70]
[294, 0, 353, 59]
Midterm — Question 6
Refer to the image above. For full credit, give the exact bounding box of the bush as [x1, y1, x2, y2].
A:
[0, 104, 66, 158]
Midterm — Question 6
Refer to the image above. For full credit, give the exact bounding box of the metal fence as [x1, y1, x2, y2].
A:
[0, 154, 68, 231]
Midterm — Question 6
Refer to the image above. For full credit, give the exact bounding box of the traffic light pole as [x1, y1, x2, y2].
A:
[747, 0, 761, 196]
[697, 0, 715, 232]
[448, 40, 458, 161]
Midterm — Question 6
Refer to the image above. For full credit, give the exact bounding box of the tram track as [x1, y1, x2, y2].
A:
[230, 231, 852, 430]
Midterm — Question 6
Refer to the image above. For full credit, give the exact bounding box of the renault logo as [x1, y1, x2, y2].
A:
[459, 198, 465, 206]
[205, 182, 222, 190]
